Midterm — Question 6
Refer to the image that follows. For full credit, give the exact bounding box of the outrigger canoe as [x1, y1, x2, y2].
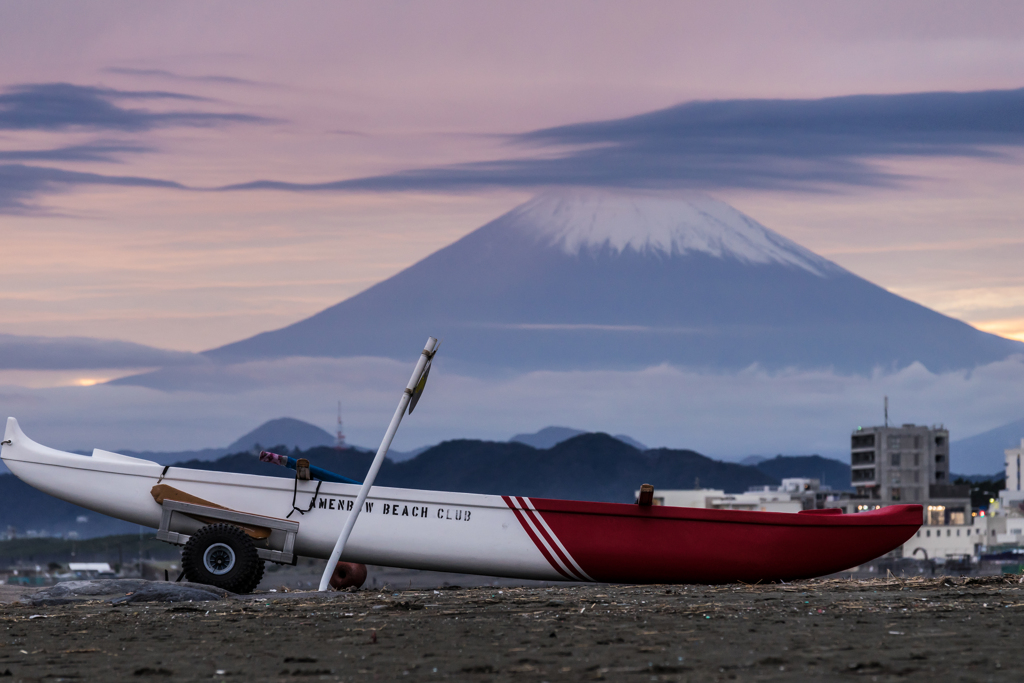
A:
[2, 416, 921, 585]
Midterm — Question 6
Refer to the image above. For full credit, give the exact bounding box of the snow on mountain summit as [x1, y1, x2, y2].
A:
[501, 189, 840, 276]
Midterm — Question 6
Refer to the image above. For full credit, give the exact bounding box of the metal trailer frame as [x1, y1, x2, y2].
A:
[155, 499, 300, 565]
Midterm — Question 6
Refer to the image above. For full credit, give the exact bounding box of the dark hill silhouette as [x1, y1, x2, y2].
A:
[0, 475, 137, 538]
[181, 433, 777, 503]
[225, 417, 334, 453]
[754, 455, 852, 491]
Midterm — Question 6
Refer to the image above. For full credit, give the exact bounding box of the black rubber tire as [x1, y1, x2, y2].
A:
[181, 523, 265, 594]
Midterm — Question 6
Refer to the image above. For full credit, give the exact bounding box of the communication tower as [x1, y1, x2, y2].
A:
[336, 401, 347, 451]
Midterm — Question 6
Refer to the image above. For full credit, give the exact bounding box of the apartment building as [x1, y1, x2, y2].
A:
[850, 423, 969, 524]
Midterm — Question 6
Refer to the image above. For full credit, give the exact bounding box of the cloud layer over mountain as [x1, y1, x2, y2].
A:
[0, 83, 269, 132]
[4, 353, 1023, 474]
[4, 85, 1024, 214]
[223, 88, 1024, 193]
[0, 81, 273, 213]
[0, 334, 201, 370]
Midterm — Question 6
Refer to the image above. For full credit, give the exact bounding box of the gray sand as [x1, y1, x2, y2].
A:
[0, 575, 1021, 681]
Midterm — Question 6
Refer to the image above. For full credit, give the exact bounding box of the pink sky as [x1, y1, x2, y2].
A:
[4, 1, 1024, 465]
[2, 0, 1024, 378]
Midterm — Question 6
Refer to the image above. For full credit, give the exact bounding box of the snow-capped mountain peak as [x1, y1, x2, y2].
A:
[500, 189, 839, 276]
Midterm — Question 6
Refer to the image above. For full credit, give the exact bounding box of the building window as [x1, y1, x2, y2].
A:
[852, 434, 875, 448]
[887, 435, 901, 449]
[936, 454, 945, 463]
[852, 468, 875, 482]
[891, 488, 902, 501]
[852, 451, 875, 465]
[913, 453, 920, 467]
[926, 530, 930, 537]
[935, 436, 946, 446]
[927, 505, 945, 526]
[936, 471, 945, 480]
[891, 453, 901, 466]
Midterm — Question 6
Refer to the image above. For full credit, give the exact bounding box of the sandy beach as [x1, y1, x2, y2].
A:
[0, 574, 1021, 681]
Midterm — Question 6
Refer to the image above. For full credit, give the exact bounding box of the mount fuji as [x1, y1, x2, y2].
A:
[124, 189, 1022, 382]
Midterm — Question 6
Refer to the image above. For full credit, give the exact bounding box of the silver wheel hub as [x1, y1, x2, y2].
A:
[203, 543, 236, 575]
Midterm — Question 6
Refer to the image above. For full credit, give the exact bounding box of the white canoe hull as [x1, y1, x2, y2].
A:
[1, 417, 569, 581]
[3, 417, 924, 584]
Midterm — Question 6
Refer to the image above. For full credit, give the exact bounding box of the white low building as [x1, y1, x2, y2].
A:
[636, 488, 802, 513]
[1000, 438, 1024, 513]
[984, 514, 1024, 545]
[902, 524, 983, 560]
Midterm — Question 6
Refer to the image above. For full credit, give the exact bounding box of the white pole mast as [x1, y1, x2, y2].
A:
[318, 336, 439, 591]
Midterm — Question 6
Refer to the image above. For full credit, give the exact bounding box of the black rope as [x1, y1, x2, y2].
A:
[287, 476, 322, 518]
[156, 465, 170, 484]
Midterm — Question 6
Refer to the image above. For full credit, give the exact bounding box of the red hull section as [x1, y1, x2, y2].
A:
[504, 496, 921, 583]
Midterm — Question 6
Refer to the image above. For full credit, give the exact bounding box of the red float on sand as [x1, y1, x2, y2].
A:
[330, 562, 368, 589]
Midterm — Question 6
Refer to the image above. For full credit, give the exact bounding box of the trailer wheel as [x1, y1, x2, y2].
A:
[181, 523, 265, 594]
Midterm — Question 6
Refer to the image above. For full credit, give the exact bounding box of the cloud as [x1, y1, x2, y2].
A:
[6, 87, 1024, 215]
[0, 82, 274, 131]
[221, 87, 1024, 193]
[0, 164, 184, 213]
[0, 82, 277, 212]
[0, 141, 153, 163]
[6, 355, 1024, 474]
[103, 67, 265, 88]
[0, 334, 203, 370]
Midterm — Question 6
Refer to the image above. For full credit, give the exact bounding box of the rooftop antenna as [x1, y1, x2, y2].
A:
[336, 401, 346, 451]
[884, 396, 889, 428]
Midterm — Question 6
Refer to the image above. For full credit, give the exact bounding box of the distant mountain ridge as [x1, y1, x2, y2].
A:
[147, 433, 781, 503]
[113, 189, 1021, 390]
[952, 417, 1024, 474]
[751, 455, 851, 491]
[509, 425, 648, 450]
[224, 417, 335, 453]
[111, 417, 338, 466]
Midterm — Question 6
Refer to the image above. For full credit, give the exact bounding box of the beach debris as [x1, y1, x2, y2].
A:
[25, 579, 150, 605]
[22, 579, 235, 606]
